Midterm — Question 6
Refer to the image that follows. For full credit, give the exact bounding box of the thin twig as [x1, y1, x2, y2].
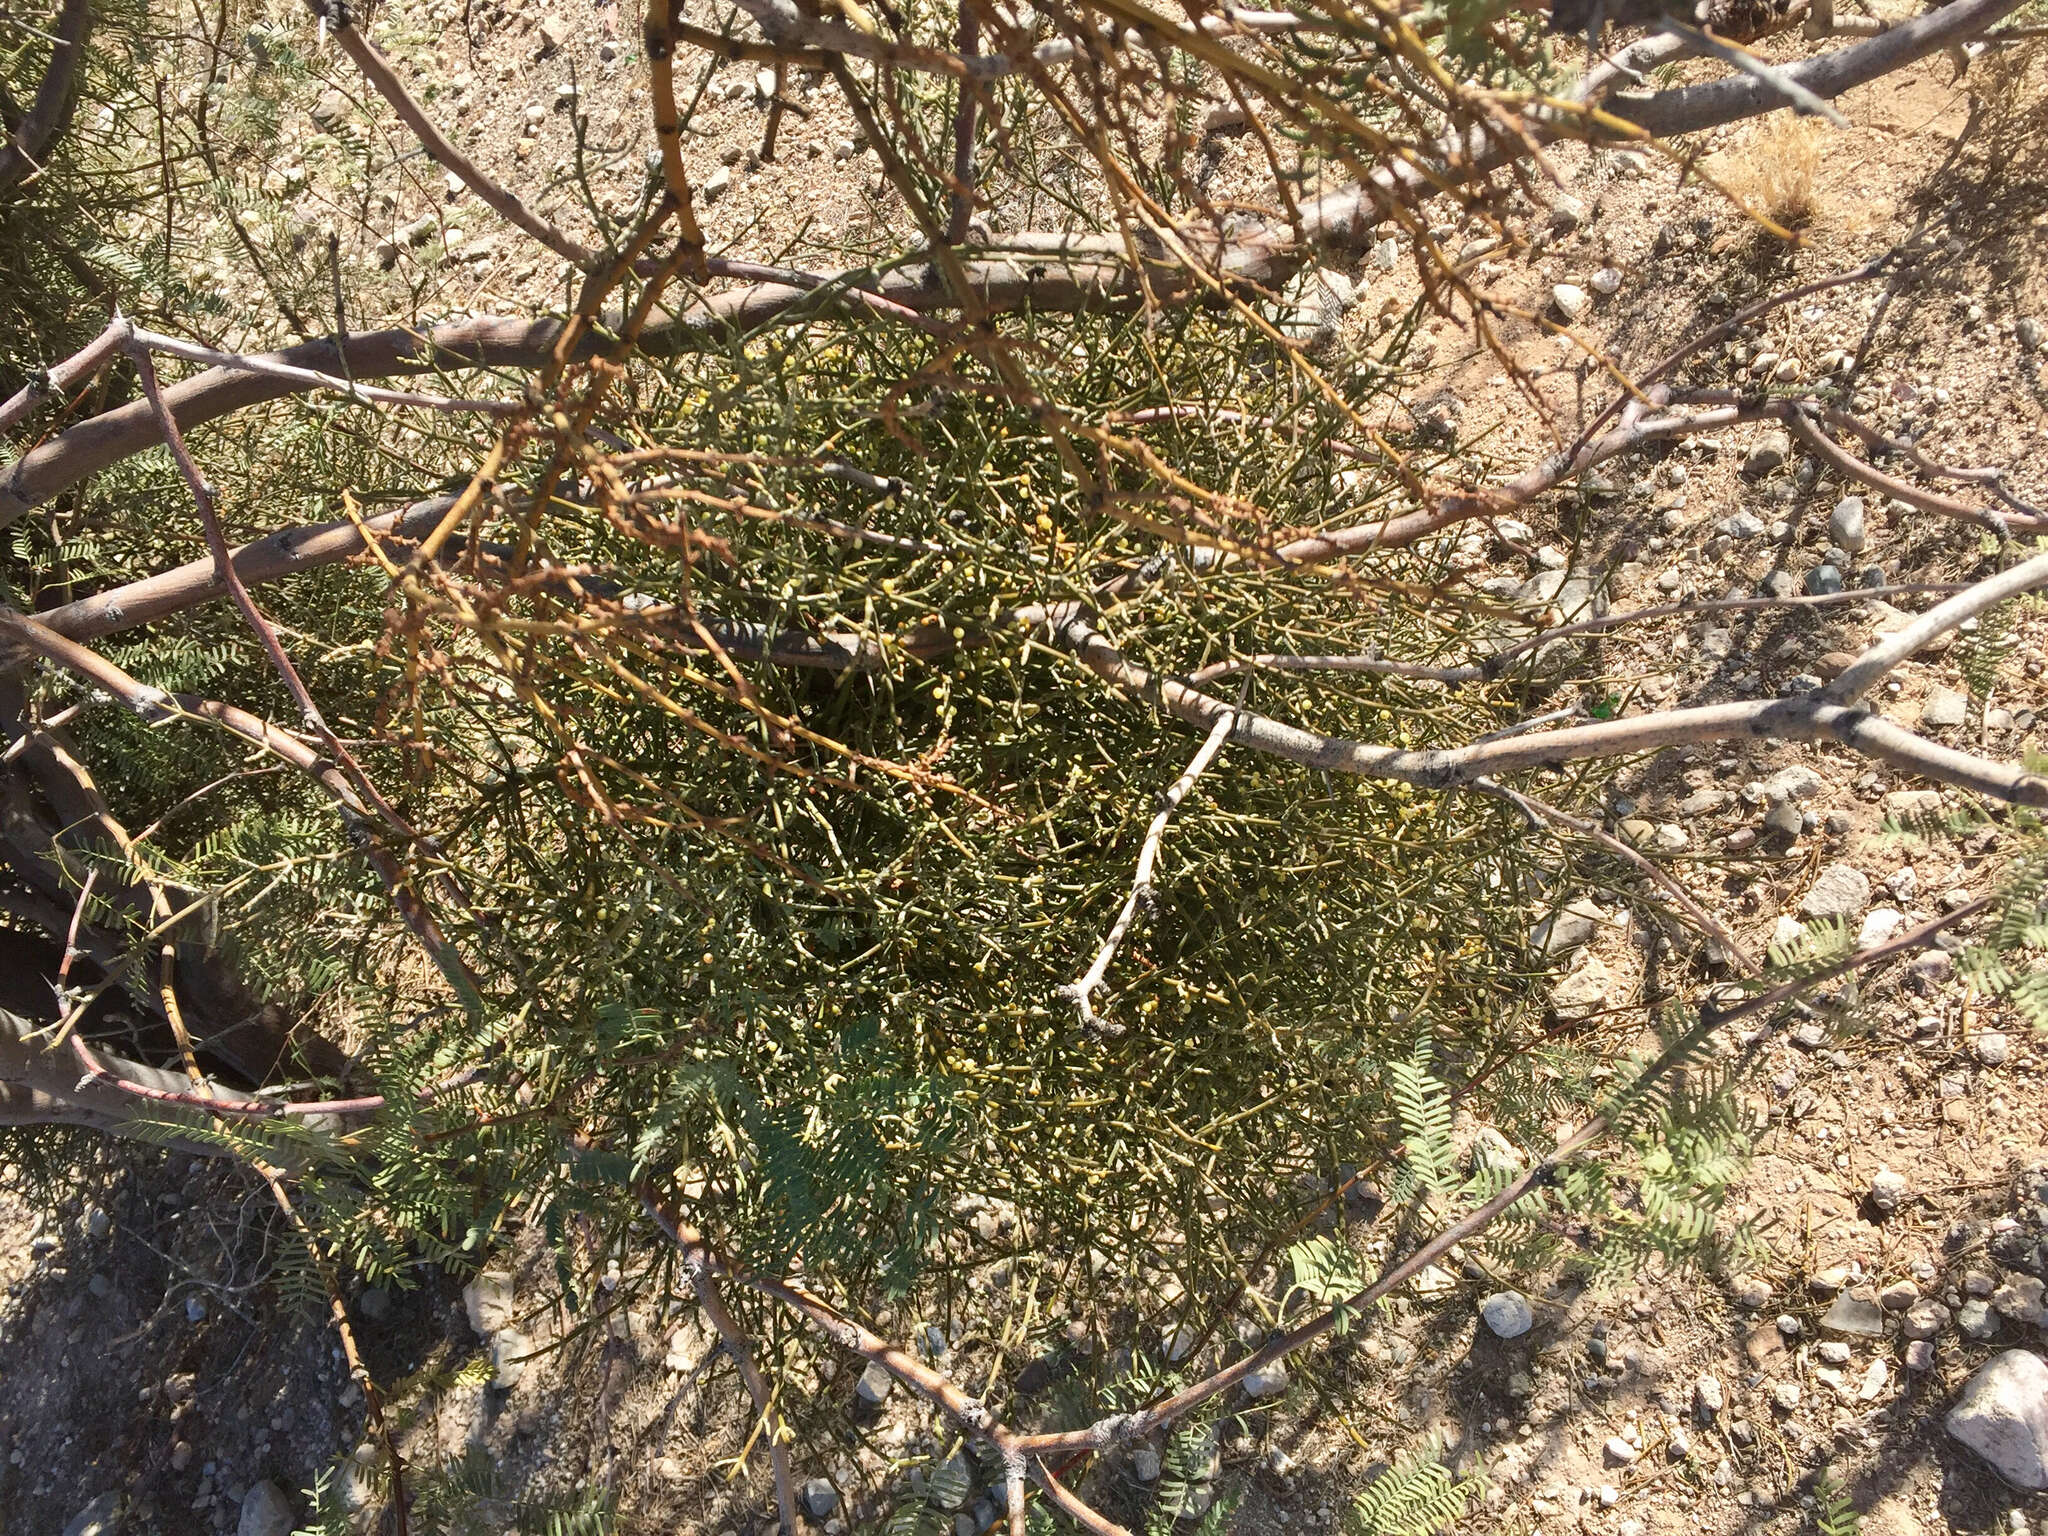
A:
[1058, 708, 1236, 1034]
[307, 0, 595, 266]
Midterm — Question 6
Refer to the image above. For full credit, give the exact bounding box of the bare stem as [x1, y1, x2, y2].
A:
[1059, 708, 1236, 1034]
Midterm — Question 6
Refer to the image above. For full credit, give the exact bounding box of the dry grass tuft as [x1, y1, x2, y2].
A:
[1718, 116, 1827, 231]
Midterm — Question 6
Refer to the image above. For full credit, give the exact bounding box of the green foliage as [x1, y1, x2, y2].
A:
[1389, 1047, 1457, 1194]
[1812, 1473, 1863, 1536]
[1145, 1419, 1225, 1536]
[0, 0, 1824, 1526]
[1347, 1440, 1484, 1536]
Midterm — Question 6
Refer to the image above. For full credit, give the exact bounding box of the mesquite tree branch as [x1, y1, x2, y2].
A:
[0, 612, 480, 1004]
[5, 0, 2025, 530]
[1020, 596, 2048, 805]
[0, 0, 91, 192]
[679, 1248, 798, 1536]
[0, 315, 127, 436]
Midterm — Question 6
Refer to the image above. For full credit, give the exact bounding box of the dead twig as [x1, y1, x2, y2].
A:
[1058, 707, 1236, 1034]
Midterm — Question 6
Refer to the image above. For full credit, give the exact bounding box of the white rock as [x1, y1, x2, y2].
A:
[1800, 864, 1871, 921]
[1552, 283, 1589, 321]
[491, 1328, 533, 1388]
[1604, 1437, 1640, 1466]
[703, 166, 732, 198]
[1946, 1351, 2048, 1489]
[238, 1481, 297, 1536]
[1591, 266, 1623, 296]
[1762, 765, 1822, 804]
[1974, 1030, 2010, 1066]
[1653, 823, 1688, 852]
[1531, 897, 1604, 956]
[463, 1269, 518, 1337]
[1858, 908, 1905, 949]
[1480, 1291, 1534, 1339]
[756, 68, 778, 98]
[1242, 1360, 1290, 1399]
[1870, 1167, 1909, 1215]
[1550, 955, 1610, 1017]
[63, 1496, 121, 1536]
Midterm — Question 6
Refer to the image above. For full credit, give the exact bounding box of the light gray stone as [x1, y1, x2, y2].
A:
[1800, 863, 1870, 921]
[1859, 908, 1905, 949]
[1830, 496, 1867, 553]
[1946, 1351, 2048, 1489]
[1742, 431, 1792, 477]
[1993, 1276, 2047, 1326]
[1550, 956, 1611, 1016]
[238, 1481, 296, 1536]
[1763, 766, 1822, 804]
[1694, 1375, 1725, 1417]
[1480, 1290, 1534, 1339]
[1921, 688, 1969, 729]
[1903, 1301, 1950, 1340]
[1870, 1167, 1908, 1215]
[1531, 897, 1603, 956]
[1133, 1446, 1162, 1482]
[1822, 1292, 1886, 1337]
[1958, 1300, 1999, 1340]
[1242, 1360, 1290, 1399]
[803, 1478, 841, 1518]
[1806, 564, 1843, 596]
[1552, 283, 1589, 321]
[856, 1360, 894, 1404]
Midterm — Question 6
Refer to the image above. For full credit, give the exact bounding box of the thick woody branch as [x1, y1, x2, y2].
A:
[0, 0, 91, 192]
[0, 612, 480, 1004]
[1023, 601, 2048, 805]
[0, 316, 127, 437]
[9, 0, 2020, 529]
[1826, 548, 2048, 705]
[684, 1259, 797, 1536]
[34, 495, 458, 641]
